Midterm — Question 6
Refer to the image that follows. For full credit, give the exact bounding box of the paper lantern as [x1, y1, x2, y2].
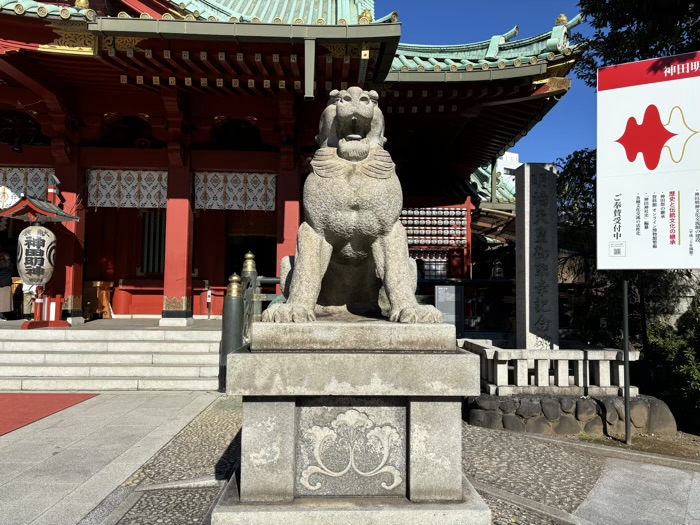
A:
[17, 225, 56, 286]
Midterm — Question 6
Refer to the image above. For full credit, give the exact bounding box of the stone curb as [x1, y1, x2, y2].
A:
[469, 479, 597, 525]
[518, 432, 700, 473]
[200, 478, 231, 525]
[97, 492, 142, 525]
[135, 476, 224, 492]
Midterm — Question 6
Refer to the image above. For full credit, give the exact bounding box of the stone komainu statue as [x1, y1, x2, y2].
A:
[263, 87, 442, 324]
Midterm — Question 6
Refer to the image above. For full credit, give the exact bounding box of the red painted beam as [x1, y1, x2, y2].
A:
[0, 57, 62, 115]
[79, 148, 168, 169]
[0, 145, 53, 166]
[0, 86, 45, 110]
[119, 0, 163, 19]
[190, 150, 279, 172]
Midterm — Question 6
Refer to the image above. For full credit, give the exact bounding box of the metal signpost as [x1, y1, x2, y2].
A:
[597, 51, 700, 445]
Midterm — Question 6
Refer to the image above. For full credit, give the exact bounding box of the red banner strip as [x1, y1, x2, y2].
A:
[598, 52, 700, 91]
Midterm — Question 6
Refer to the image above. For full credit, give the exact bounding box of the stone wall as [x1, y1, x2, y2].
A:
[464, 394, 677, 437]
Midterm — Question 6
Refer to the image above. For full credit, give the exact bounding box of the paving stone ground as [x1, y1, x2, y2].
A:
[93, 397, 600, 525]
[100, 396, 243, 525]
[123, 396, 242, 488]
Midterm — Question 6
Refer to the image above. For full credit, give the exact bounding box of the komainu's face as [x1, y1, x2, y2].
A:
[335, 87, 376, 161]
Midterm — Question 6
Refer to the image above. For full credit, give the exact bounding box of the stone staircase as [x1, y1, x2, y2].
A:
[0, 328, 221, 391]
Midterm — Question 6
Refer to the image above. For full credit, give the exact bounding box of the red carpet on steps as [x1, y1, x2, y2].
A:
[0, 394, 98, 436]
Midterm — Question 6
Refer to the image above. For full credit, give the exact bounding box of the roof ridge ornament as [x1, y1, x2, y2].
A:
[359, 8, 372, 24]
[546, 14, 571, 53]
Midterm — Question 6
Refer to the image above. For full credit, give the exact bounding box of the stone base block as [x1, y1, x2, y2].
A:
[228, 351, 479, 397]
[588, 386, 624, 397]
[621, 386, 639, 397]
[494, 385, 638, 398]
[159, 317, 193, 327]
[213, 476, 491, 525]
[251, 319, 456, 352]
[482, 383, 498, 395]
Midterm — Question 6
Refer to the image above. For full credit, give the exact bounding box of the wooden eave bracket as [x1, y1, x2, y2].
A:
[481, 77, 571, 108]
[0, 56, 76, 163]
[531, 76, 571, 97]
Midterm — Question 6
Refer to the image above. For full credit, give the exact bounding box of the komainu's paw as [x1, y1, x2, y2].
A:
[389, 305, 443, 324]
[261, 303, 316, 323]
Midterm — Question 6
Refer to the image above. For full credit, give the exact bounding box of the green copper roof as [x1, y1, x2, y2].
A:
[0, 0, 95, 20]
[165, 0, 381, 24]
[471, 166, 516, 205]
[391, 14, 582, 74]
[0, 0, 582, 83]
[0, 0, 382, 23]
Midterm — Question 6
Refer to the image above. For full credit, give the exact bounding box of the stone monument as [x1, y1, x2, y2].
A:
[515, 163, 560, 349]
[214, 88, 489, 525]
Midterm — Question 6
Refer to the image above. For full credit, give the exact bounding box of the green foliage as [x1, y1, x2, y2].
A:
[643, 299, 700, 427]
[578, 430, 595, 443]
[575, 0, 700, 87]
[557, 148, 596, 240]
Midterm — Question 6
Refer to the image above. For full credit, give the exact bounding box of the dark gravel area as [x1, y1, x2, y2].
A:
[482, 494, 568, 525]
[116, 488, 221, 525]
[464, 422, 604, 512]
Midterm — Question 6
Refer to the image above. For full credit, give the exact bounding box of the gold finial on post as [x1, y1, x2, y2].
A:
[242, 252, 257, 273]
[227, 273, 243, 298]
[359, 8, 373, 23]
[75, 0, 90, 9]
[555, 14, 568, 26]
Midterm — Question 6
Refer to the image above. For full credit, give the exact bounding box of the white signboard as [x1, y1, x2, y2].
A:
[597, 52, 700, 269]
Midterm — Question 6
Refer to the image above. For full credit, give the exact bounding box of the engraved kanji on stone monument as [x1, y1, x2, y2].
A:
[516, 164, 559, 349]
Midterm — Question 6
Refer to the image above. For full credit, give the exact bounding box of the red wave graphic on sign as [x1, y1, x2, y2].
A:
[616, 104, 677, 170]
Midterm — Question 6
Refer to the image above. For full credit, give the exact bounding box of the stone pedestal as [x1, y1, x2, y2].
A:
[213, 320, 489, 525]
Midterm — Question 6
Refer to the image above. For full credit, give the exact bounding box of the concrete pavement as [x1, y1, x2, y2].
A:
[0, 391, 218, 525]
[575, 458, 700, 525]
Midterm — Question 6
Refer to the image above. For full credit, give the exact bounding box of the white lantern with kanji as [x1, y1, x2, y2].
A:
[17, 225, 56, 286]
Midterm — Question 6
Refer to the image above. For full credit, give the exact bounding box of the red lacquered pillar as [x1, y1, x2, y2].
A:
[160, 164, 194, 326]
[55, 162, 86, 324]
[276, 146, 301, 294]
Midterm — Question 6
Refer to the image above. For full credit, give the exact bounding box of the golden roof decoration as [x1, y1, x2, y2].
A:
[555, 14, 568, 26]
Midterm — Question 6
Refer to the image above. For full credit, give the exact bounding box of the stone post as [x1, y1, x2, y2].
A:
[516, 164, 559, 349]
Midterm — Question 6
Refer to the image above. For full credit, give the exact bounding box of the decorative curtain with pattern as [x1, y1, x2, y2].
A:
[194, 172, 276, 211]
[0, 167, 54, 210]
[87, 170, 168, 208]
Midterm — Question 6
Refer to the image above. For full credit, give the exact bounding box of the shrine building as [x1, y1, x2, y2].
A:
[0, 0, 581, 324]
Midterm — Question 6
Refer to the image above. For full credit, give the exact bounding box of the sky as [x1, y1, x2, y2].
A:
[375, 0, 596, 164]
